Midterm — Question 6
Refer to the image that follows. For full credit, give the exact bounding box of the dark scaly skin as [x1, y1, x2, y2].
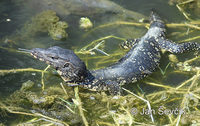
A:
[81, 12, 166, 94]
[20, 11, 200, 95]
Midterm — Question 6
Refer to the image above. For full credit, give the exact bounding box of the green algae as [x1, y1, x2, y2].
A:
[1, 84, 80, 125]
[48, 21, 68, 40]
[20, 80, 34, 91]
[0, 63, 199, 125]
[0, 123, 4, 126]
[79, 17, 93, 31]
[0, 26, 200, 125]
[20, 10, 68, 41]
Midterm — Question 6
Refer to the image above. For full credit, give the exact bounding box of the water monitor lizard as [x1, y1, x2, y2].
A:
[20, 11, 200, 95]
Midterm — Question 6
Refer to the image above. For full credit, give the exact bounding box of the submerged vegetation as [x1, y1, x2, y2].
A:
[0, 0, 200, 126]
[19, 10, 68, 41]
[79, 17, 93, 31]
[169, 0, 200, 20]
[0, 53, 199, 125]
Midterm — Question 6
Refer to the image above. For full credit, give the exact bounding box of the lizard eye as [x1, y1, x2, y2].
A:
[51, 56, 58, 59]
[64, 63, 69, 67]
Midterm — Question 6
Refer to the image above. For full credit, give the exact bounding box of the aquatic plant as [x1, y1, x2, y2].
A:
[20, 10, 68, 41]
[79, 17, 93, 31]
[169, 0, 200, 20]
[48, 21, 68, 40]
[0, 34, 200, 126]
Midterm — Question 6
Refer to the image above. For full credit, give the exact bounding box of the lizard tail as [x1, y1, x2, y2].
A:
[149, 10, 165, 29]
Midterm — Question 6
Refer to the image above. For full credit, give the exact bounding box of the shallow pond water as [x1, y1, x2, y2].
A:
[0, 0, 200, 125]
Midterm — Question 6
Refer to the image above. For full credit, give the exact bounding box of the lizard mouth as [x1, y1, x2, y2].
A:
[18, 48, 54, 64]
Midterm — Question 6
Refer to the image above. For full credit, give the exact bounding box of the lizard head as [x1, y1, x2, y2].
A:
[19, 46, 88, 83]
